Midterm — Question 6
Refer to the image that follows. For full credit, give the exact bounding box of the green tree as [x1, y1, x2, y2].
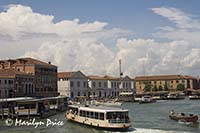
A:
[143, 81, 152, 92]
[152, 85, 158, 92]
[176, 84, 185, 91]
[164, 84, 169, 91]
[158, 85, 163, 91]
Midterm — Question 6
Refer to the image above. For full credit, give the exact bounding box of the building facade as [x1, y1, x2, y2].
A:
[135, 75, 198, 93]
[88, 76, 110, 98]
[58, 71, 88, 98]
[0, 58, 58, 97]
[0, 69, 34, 98]
[58, 71, 135, 98]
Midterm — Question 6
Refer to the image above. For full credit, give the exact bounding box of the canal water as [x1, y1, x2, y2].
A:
[0, 98, 200, 133]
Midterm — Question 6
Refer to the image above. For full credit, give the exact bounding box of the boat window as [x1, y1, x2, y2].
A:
[106, 111, 129, 123]
[100, 113, 104, 120]
[95, 112, 98, 119]
[68, 107, 78, 115]
[80, 110, 86, 117]
[90, 112, 94, 118]
[18, 104, 36, 109]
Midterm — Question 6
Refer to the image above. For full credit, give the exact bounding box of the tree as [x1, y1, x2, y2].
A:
[143, 81, 152, 92]
[152, 85, 158, 92]
[158, 85, 163, 91]
[176, 84, 185, 91]
[164, 84, 169, 91]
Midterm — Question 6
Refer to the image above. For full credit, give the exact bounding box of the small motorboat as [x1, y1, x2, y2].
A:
[139, 96, 156, 104]
[169, 111, 198, 123]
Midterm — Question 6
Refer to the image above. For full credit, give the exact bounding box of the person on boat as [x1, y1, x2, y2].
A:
[170, 110, 175, 115]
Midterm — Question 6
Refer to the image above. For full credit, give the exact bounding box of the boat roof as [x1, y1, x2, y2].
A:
[0, 96, 68, 103]
[0, 97, 34, 103]
[119, 92, 134, 95]
[68, 104, 128, 112]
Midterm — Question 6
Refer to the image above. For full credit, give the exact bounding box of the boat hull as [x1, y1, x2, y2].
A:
[169, 113, 198, 123]
[66, 113, 131, 131]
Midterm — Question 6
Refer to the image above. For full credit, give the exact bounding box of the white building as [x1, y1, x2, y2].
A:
[88, 76, 110, 98]
[88, 75, 135, 98]
[58, 71, 135, 98]
[58, 71, 89, 98]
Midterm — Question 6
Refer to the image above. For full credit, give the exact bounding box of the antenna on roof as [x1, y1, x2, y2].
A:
[119, 59, 123, 78]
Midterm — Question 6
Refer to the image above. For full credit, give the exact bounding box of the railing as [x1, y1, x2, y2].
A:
[108, 119, 130, 123]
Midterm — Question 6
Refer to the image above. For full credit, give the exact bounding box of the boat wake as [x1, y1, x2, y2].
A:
[102, 128, 193, 133]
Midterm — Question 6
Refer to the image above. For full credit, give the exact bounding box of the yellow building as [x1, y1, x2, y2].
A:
[134, 75, 198, 93]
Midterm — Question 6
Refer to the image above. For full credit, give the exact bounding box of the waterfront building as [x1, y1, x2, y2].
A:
[0, 58, 58, 97]
[58, 71, 135, 98]
[88, 75, 135, 98]
[58, 71, 89, 98]
[0, 68, 34, 98]
[87, 75, 110, 98]
[135, 75, 198, 93]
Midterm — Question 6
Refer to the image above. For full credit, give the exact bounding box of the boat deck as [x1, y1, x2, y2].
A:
[69, 104, 128, 112]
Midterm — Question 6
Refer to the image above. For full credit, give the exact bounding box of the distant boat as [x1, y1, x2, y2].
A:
[167, 92, 185, 100]
[95, 101, 122, 107]
[118, 92, 135, 102]
[189, 95, 200, 100]
[139, 96, 156, 104]
[169, 111, 198, 123]
[189, 92, 200, 100]
[66, 104, 131, 131]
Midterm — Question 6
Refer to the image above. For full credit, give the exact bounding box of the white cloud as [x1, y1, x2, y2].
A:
[0, 5, 200, 77]
[151, 7, 200, 29]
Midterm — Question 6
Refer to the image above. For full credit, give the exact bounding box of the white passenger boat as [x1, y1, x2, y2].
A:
[66, 105, 131, 130]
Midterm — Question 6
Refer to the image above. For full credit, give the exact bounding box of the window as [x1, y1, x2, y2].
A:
[5, 80, 7, 84]
[90, 112, 94, 118]
[77, 81, 80, 87]
[99, 82, 101, 87]
[104, 82, 107, 87]
[111, 82, 114, 88]
[100, 113, 104, 120]
[83, 82, 87, 87]
[95, 112, 98, 119]
[70, 81, 74, 87]
[92, 82, 96, 87]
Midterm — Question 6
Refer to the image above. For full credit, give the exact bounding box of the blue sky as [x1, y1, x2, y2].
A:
[0, 0, 199, 38]
[0, 0, 200, 76]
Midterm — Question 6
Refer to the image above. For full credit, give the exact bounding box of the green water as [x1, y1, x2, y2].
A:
[0, 99, 200, 133]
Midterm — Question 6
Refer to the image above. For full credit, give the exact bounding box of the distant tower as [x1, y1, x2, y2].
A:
[119, 59, 123, 78]
[119, 59, 123, 92]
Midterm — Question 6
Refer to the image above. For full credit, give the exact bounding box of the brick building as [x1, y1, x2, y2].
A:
[0, 69, 34, 98]
[0, 58, 58, 97]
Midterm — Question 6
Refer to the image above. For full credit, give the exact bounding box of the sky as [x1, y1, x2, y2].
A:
[0, 0, 200, 77]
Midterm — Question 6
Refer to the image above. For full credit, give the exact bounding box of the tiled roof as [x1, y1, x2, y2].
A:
[135, 75, 197, 81]
[88, 75, 121, 80]
[0, 57, 56, 67]
[58, 72, 76, 78]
